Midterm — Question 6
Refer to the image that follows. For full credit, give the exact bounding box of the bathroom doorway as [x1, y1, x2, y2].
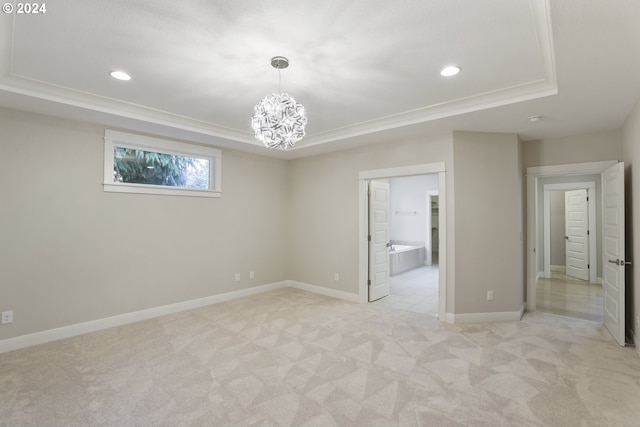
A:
[363, 171, 443, 317]
[359, 162, 447, 321]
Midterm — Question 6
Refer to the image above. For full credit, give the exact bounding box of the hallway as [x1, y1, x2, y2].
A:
[536, 270, 604, 322]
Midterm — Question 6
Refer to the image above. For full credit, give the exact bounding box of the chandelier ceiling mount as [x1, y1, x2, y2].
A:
[270, 56, 289, 70]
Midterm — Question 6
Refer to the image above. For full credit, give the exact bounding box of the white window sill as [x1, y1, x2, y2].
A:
[104, 183, 221, 198]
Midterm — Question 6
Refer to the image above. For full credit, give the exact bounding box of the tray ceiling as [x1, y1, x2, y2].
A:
[1, 0, 639, 158]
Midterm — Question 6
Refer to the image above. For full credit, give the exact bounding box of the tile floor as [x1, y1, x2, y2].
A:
[536, 270, 604, 322]
[373, 265, 439, 317]
[375, 266, 604, 323]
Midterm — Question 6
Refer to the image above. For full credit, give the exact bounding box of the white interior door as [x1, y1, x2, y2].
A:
[368, 180, 390, 302]
[603, 162, 626, 346]
[565, 189, 589, 281]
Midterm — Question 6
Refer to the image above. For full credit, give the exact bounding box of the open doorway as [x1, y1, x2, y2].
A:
[381, 175, 440, 316]
[526, 161, 627, 346]
[536, 182, 602, 322]
[358, 163, 447, 322]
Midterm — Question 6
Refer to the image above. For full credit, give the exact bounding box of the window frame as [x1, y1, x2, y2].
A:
[103, 130, 222, 198]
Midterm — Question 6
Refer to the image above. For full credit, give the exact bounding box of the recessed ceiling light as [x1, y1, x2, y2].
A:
[440, 66, 461, 77]
[528, 115, 542, 122]
[109, 70, 131, 81]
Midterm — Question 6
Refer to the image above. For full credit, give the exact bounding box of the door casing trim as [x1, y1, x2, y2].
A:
[542, 182, 597, 283]
[526, 160, 617, 312]
[358, 163, 448, 322]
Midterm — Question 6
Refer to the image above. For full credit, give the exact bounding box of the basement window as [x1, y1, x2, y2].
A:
[103, 130, 221, 197]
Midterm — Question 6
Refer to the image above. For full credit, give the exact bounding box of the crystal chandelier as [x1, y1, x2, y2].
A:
[251, 57, 307, 150]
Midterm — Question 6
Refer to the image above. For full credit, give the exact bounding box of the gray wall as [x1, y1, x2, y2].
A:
[287, 133, 455, 308]
[0, 108, 289, 340]
[452, 132, 523, 315]
[523, 129, 623, 168]
[623, 96, 640, 345]
[550, 191, 566, 267]
[288, 130, 525, 316]
[3, 101, 636, 342]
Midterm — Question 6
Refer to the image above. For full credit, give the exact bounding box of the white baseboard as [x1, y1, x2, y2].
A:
[287, 280, 362, 303]
[551, 265, 565, 272]
[634, 330, 640, 360]
[0, 281, 289, 354]
[0, 281, 528, 353]
[446, 304, 525, 324]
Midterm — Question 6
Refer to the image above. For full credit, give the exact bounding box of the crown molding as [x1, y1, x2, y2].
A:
[0, 0, 556, 153]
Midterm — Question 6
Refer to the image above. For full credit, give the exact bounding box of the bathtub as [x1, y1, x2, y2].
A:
[389, 245, 425, 276]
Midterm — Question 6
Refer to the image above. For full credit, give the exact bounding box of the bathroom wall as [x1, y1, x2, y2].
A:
[389, 175, 439, 247]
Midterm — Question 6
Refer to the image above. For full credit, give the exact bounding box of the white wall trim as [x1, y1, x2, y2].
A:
[527, 161, 617, 177]
[634, 330, 640, 360]
[0, 281, 289, 354]
[543, 182, 596, 191]
[1, 280, 534, 353]
[287, 281, 361, 303]
[0, 280, 369, 354]
[358, 163, 446, 180]
[543, 188, 551, 278]
[447, 304, 525, 324]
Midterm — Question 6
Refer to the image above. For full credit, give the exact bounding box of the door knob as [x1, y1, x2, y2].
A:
[608, 259, 633, 266]
[564, 236, 569, 240]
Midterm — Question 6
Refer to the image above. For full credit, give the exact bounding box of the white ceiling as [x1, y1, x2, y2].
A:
[1, 0, 639, 159]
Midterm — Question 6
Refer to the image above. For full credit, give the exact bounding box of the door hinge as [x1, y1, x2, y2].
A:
[587, 196, 589, 201]
[588, 264, 590, 269]
[587, 230, 590, 235]
[367, 279, 371, 286]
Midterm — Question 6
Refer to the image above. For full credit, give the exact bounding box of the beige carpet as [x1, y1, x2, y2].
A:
[1, 288, 640, 426]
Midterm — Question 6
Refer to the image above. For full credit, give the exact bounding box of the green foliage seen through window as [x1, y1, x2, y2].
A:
[113, 147, 210, 189]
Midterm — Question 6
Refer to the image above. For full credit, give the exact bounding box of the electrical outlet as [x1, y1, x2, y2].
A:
[334, 273, 340, 281]
[249, 271, 255, 279]
[487, 291, 494, 301]
[1, 311, 13, 324]
[235, 273, 240, 282]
